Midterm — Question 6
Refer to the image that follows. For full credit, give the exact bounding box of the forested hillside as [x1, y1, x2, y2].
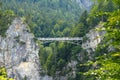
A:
[1, 0, 86, 37]
[77, 0, 120, 80]
[0, 1, 15, 37]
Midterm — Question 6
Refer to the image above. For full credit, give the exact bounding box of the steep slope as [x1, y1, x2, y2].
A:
[0, 18, 40, 80]
[1, 0, 90, 37]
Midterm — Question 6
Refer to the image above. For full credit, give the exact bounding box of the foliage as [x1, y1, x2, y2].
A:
[0, 9, 15, 37]
[38, 40, 80, 76]
[71, 10, 89, 37]
[1, 0, 84, 37]
[80, 0, 120, 80]
[0, 67, 13, 80]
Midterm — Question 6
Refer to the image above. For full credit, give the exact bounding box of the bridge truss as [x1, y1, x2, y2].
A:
[37, 37, 83, 45]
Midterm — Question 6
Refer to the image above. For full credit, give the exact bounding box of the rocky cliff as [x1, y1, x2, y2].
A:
[82, 23, 106, 53]
[0, 18, 41, 80]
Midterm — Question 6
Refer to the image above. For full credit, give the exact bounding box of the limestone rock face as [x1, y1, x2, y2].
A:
[0, 18, 40, 80]
[81, 23, 106, 53]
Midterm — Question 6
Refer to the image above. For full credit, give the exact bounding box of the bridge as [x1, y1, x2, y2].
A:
[37, 37, 83, 45]
[37, 37, 83, 41]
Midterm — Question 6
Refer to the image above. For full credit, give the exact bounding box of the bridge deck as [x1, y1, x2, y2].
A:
[37, 37, 82, 41]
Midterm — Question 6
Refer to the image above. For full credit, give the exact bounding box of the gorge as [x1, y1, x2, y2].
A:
[0, 0, 120, 80]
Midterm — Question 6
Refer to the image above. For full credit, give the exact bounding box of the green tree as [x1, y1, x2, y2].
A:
[0, 9, 15, 37]
[0, 67, 13, 80]
[57, 59, 66, 70]
[82, 0, 120, 80]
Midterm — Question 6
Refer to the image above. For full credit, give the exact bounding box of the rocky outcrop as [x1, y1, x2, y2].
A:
[72, 0, 93, 10]
[80, 0, 93, 10]
[54, 60, 77, 80]
[69, 23, 106, 69]
[81, 23, 106, 53]
[0, 18, 40, 80]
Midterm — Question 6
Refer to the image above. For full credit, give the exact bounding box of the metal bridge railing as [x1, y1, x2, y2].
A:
[37, 37, 82, 41]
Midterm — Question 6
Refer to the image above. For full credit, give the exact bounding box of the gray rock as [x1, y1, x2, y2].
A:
[0, 18, 40, 80]
[81, 23, 106, 53]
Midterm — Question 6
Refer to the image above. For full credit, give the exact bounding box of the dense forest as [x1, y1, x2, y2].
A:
[1, 0, 85, 37]
[0, 0, 120, 80]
